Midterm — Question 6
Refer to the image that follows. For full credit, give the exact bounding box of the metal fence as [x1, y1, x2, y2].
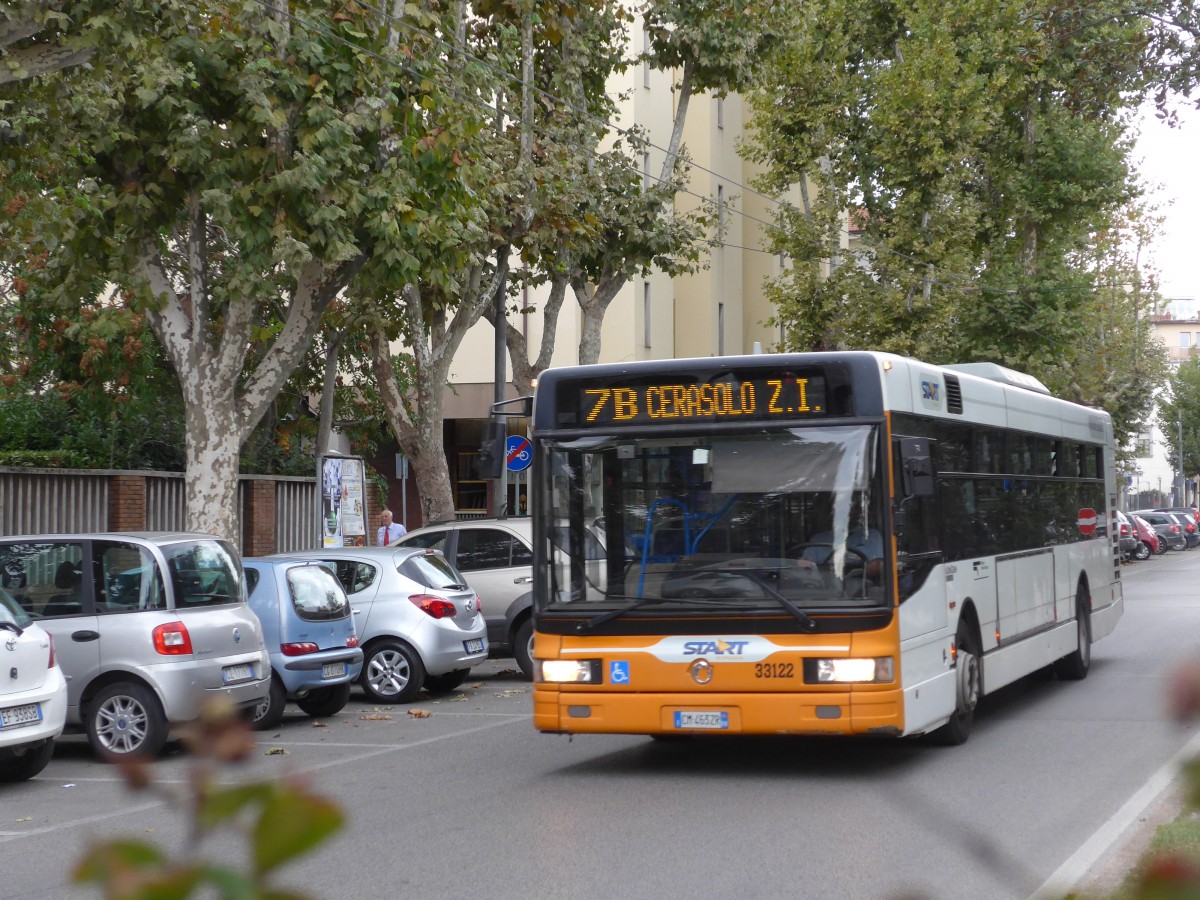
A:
[0, 467, 319, 552]
[0, 469, 109, 535]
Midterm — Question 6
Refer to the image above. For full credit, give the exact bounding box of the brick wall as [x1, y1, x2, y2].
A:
[108, 475, 147, 531]
[242, 479, 276, 557]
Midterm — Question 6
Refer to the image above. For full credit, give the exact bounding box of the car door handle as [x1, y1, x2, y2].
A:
[72, 630, 100, 642]
[352, 608, 362, 615]
[514, 576, 533, 585]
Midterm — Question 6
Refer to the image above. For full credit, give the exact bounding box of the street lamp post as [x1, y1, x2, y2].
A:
[1179, 414, 1185, 508]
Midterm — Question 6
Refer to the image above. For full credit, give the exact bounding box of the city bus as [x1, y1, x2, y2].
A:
[527, 351, 1122, 744]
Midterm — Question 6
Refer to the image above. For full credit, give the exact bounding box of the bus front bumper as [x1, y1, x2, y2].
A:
[533, 687, 905, 736]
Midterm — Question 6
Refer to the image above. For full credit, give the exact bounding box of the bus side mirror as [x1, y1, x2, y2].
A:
[477, 421, 507, 480]
[897, 437, 935, 500]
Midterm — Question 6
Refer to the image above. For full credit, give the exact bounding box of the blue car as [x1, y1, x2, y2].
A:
[244, 558, 364, 729]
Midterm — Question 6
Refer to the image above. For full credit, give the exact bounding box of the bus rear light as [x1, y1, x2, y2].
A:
[537, 659, 601, 683]
[806, 657, 894, 684]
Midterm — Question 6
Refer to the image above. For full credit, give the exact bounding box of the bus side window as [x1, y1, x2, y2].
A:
[892, 441, 940, 598]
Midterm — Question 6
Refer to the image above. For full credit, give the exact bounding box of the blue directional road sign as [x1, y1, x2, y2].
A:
[505, 435, 532, 472]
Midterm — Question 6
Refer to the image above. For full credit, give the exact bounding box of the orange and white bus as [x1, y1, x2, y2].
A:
[528, 351, 1122, 744]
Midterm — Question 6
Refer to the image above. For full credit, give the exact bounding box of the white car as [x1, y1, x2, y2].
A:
[0, 588, 67, 782]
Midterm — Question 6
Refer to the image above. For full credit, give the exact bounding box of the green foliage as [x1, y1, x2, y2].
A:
[1158, 359, 1200, 481]
[72, 699, 343, 900]
[746, 0, 1168, 446]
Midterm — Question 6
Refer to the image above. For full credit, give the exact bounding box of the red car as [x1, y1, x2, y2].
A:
[1130, 514, 1163, 558]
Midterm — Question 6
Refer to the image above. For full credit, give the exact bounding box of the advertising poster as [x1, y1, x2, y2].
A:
[320, 455, 367, 547]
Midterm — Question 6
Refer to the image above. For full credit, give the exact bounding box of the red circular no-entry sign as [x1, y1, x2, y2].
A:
[1077, 508, 1098, 536]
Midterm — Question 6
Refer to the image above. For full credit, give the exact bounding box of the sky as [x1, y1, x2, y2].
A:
[1134, 101, 1200, 302]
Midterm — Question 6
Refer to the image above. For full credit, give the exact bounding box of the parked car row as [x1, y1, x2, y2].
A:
[0, 532, 489, 779]
[1118, 507, 1200, 562]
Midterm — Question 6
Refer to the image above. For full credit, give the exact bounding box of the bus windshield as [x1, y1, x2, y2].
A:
[540, 425, 886, 617]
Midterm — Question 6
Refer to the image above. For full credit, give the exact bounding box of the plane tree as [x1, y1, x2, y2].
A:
[744, 0, 1167, 444]
[0, 0, 493, 541]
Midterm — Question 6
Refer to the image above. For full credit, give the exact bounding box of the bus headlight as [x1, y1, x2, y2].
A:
[537, 659, 601, 683]
[807, 657, 894, 684]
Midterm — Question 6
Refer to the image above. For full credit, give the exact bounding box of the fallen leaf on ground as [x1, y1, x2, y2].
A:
[448, 694, 469, 702]
[407, 709, 432, 718]
[495, 689, 527, 697]
[264, 747, 288, 756]
[360, 714, 393, 721]
[16, 817, 31, 823]
[312, 721, 329, 728]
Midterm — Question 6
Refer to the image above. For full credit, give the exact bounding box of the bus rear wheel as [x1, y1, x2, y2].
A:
[1054, 591, 1091, 680]
[934, 620, 980, 746]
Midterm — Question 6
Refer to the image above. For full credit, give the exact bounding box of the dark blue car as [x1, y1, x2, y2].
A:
[243, 558, 363, 729]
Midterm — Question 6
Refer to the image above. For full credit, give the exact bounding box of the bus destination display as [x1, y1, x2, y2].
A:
[570, 372, 830, 426]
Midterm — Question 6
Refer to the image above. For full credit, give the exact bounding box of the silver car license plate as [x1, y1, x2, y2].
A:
[222, 664, 253, 685]
[464, 638, 485, 653]
[0, 703, 43, 729]
[673, 710, 728, 730]
[321, 662, 346, 679]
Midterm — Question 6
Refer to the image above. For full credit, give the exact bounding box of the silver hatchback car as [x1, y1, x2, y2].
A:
[270, 547, 487, 702]
[0, 533, 269, 760]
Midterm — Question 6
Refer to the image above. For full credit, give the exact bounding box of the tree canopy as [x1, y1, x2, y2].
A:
[744, 0, 1173, 451]
[1, 0, 494, 539]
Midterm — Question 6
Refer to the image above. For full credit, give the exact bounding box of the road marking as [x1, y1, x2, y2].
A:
[1030, 727, 1200, 899]
[0, 717, 525, 843]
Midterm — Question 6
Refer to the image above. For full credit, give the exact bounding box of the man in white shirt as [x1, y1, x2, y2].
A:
[377, 509, 407, 546]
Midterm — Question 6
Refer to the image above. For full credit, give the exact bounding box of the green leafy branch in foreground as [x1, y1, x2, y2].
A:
[72, 698, 343, 899]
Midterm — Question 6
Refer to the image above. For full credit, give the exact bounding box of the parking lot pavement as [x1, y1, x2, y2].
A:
[1, 659, 533, 841]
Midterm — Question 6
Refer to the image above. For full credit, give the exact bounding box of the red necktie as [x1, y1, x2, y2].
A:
[383, 528, 390, 546]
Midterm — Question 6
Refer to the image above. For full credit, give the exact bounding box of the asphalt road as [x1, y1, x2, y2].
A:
[3, 549, 1199, 900]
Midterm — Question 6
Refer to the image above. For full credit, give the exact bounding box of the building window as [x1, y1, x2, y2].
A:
[1183, 332, 1192, 349]
[643, 29, 650, 88]
[642, 151, 651, 190]
[643, 281, 651, 348]
[718, 302, 725, 356]
[717, 184, 725, 239]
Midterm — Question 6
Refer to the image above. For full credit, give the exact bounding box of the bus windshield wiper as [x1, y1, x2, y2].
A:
[685, 568, 819, 633]
[747, 574, 819, 633]
[575, 596, 727, 633]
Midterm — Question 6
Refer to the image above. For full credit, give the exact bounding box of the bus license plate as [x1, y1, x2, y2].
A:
[674, 711, 729, 730]
[222, 664, 253, 685]
[464, 639, 485, 653]
[0, 703, 43, 729]
[321, 662, 346, 679]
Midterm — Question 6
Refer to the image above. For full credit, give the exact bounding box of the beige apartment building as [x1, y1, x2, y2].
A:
[372, 55, 835, 524]
[1126, 299, 1200, 508]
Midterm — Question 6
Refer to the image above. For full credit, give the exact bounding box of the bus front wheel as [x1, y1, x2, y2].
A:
[934, 620, 980, 746]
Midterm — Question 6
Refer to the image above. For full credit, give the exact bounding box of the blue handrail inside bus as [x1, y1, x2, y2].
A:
[636, 494, 740, 597]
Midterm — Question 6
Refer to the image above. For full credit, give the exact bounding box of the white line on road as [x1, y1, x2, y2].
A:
[1030, 726, 1200, 899]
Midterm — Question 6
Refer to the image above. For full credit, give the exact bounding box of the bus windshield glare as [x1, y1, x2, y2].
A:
[540, 425, 885, 617]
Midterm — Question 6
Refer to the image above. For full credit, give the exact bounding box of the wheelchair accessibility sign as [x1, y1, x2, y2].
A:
[610, 661, 630, 684]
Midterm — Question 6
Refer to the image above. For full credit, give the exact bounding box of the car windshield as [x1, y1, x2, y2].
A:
[287, 565, 350, 621]
[538, 425, 886, 616]
[398, 552, 468, 590]
[0, 587, 31, 628]
[163, 540, 245, 607]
